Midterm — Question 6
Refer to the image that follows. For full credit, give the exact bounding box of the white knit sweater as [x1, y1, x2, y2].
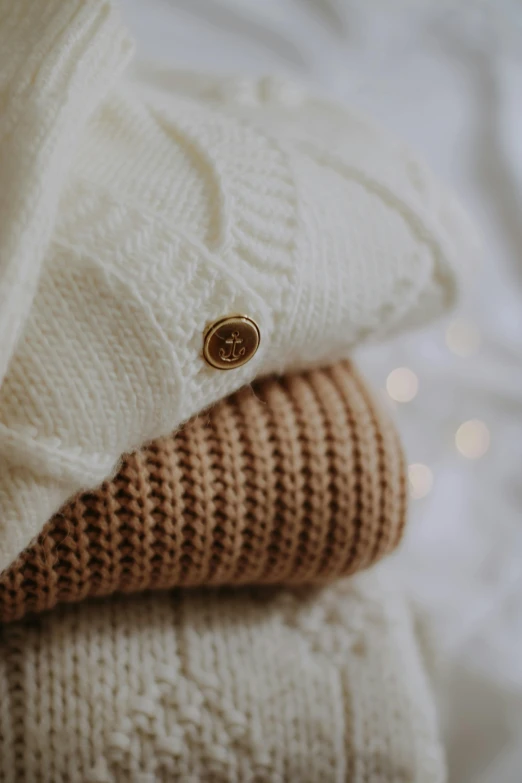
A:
[0, 569, 445, 783]
[0, 0, 477, 573]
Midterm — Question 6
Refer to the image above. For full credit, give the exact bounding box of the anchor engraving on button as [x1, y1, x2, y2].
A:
[203, 315, 260, 371]
[219, 331, 246, 363]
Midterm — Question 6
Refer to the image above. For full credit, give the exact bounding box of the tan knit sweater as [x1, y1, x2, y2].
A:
[0, 361, 406, 622]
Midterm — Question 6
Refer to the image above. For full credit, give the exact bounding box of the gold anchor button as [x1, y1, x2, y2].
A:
[203, 315, 260, 370]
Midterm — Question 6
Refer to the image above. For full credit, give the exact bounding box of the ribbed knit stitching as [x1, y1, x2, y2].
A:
[0, 362, 406, 623]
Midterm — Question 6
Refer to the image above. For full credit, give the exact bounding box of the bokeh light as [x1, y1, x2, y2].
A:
[455, 419, 490, 459]
[386, 367, 419, 403]
[445, 319, 480, 357]
[408, 463, 433, 499]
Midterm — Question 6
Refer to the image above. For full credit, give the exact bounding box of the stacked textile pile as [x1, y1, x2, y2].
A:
[0, 1, 476, 780]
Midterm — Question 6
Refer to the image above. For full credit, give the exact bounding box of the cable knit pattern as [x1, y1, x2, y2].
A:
[0, 569, 445, 783]
[0, 0, 477, 572]
[0, 361, 407, 622]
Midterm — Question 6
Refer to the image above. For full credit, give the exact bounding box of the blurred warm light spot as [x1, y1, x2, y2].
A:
[386, 367, 418, 402]
[455, 419, 490, 459]
[408, 463, 433, 499]
[445, 319, 480, 357]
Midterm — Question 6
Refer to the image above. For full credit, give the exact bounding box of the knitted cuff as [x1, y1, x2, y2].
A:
[0, 361, 407, 622]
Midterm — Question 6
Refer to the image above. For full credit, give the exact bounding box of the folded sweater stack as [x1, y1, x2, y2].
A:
[0, 1, 477, 780]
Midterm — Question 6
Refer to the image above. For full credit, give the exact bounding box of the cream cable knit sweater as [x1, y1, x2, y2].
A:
[0, 0, 477, 572]
[0, 569, 445, 783]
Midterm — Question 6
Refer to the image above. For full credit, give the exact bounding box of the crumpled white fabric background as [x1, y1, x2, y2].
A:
[121, 2, 522, 780]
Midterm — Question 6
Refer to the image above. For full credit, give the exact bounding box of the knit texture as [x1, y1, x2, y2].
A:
[0, 569, 445, 783]
[0, 0, 477, 573]
[0, 361, 407, 622]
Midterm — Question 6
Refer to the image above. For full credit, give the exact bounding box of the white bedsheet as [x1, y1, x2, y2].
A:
[121, 2, 522, 780]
